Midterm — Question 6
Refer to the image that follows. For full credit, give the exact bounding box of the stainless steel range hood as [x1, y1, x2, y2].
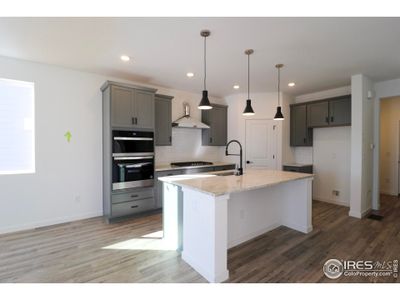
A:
[172, 103, 210, 129]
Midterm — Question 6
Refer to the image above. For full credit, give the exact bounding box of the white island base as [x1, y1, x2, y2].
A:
[161, 170, 313, 283]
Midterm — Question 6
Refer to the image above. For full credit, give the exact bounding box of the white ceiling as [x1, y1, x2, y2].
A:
[0, 17, 399, 97]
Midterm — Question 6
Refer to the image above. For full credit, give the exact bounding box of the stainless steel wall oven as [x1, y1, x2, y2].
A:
[112, 130, 154, 190]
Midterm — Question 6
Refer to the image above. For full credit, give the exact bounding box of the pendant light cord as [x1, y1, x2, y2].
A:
[277, 67, 280, 106]
[204, 35, 207, 90]
[247, 53, 250, 99]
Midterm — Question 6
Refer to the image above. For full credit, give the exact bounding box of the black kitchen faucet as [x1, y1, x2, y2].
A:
[225, 140, 243, 176]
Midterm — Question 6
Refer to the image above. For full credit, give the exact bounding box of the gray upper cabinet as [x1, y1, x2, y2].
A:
[290, 104, 312, 146]
[329, 96, 351, 126]
[290, 94, 351, 147]
[135, 90, 155, 129]
[110, 86, 135, 128]
[202, 104, 228, 146]
[155, 94, 173, 146]
[102, 81, 157, 130]
[307, 101, 329, 128]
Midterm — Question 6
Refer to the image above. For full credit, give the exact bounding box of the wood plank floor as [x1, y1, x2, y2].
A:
[0, 196, 399, 283]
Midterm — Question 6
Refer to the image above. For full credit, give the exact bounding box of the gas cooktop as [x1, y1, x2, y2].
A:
[170, 161, 213, 167]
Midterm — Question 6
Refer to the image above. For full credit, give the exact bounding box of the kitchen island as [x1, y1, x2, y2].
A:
[159, 169, 314, 283]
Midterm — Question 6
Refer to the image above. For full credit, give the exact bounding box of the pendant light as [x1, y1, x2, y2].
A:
[198, 30, 212, 110]
[273, 64, 285, 120]
[243, 49, 255, 116]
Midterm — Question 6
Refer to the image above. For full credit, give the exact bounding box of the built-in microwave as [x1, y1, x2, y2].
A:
[112, 130, 154, 190]
[112, 130, 154, 157]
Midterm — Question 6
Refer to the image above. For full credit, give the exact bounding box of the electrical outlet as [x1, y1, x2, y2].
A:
[332, 190, 340, 196]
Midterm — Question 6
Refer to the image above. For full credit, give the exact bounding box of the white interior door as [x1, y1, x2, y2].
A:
[245, 119, 279, 169]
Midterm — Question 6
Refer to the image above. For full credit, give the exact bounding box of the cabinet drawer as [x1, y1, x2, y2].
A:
[111, 198, 155, 217]
[112, 188, 154, 204]
[214, 164, 235, 171]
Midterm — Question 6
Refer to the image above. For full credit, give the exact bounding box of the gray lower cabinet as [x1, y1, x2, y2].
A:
[154, 169, 185, 208]
[307, 101, 329, 128]
[202, 104, 228, 146]
[290, 104, 312, 146]
[155, 94, 173, 146]
[329, 96, 351, 126]
[154, 164, 236, 208]
[283, 164, 313, 174]
[109, 187, 155, 219]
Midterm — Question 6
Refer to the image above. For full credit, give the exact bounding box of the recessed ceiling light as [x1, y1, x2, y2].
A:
[120, 55, 130, 62]
[288, 82, 296, 87]
[186, 72, 194, 78]
[233, 85, 240, 89]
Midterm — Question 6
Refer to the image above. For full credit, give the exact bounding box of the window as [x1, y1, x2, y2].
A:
[0, 78, 35, 175]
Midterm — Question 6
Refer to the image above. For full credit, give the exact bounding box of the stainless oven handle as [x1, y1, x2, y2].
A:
[113, 137, 153, 141]
[124, 163, 152, 168]
[114, 156, 154, 161]
[113, 152, 154, 157]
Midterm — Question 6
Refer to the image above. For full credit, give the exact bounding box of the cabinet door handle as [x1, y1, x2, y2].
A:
[210, 137, 213, 143]
[325, 116, 329, 123]
[135, 117, 138, 125]
[331, 116, 334, 122]
[130, 205, 139, 209]
[169, 136, 172, 143]
[303, 138, 306, 144]
[132, 117, 135, 125]
[131, 194, 138, 198]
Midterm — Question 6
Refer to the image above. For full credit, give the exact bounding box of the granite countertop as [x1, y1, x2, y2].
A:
[155, 161, 235, 172]
[158, 169, 314, 197]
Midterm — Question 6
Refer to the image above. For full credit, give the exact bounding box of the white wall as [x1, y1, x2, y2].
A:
[379, 97, 400, 196]
[350, 74, 374, 218]
[293, 86, 352, 207]
[312, 127, 351, 206]
[0, 56, 225, 234]
[224, 92, 294, 168]
[373, 78, 400, 209]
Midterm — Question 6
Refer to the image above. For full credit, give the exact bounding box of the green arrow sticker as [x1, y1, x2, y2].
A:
[64, 131, 72, 143]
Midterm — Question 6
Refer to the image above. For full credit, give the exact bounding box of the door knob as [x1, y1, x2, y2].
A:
[246, 160, 253, 164]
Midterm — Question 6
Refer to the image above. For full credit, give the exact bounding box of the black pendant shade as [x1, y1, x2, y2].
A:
[274, 106, 284, 120]
[198, 90, 212, 110]
[243, 99, 255, 116]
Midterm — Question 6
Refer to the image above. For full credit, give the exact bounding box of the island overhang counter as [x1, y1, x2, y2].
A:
[159, 169, 314, 283]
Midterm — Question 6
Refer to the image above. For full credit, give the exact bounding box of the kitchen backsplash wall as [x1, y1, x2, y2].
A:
[155, 128, 225, 165]
[293, 147, 313, 164]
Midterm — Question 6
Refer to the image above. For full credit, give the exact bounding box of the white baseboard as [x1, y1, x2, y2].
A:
[349, 208, 371, 219]
[0, 211, 103, 235]
[282, 220, 313, 234]
[313, 197, 349, 207]
[182, 251, 229, 283]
